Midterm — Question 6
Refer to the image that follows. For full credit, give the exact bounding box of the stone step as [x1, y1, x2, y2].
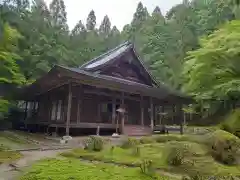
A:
[123, 126, 151, 136]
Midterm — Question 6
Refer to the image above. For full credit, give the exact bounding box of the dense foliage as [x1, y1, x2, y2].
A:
[0, 0, 240, 116]
[183, 21, 240, 100]
[220, 109, 240, 137]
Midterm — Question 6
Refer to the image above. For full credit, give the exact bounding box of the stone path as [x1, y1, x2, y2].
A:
[0, 149, 67, 180]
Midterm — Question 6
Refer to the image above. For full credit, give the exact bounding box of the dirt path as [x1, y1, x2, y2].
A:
[0, 149, 68, 180]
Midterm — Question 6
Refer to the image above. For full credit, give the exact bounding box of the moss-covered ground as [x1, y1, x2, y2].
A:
[18, 128, 240, 179]
[20, 158, 172, 180]
[61, 131, 240, 177]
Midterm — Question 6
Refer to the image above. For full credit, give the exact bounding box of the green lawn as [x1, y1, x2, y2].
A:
[20, 158, 172, 180]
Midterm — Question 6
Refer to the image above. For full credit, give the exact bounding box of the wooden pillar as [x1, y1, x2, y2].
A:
[150, 97, 154, 130]
[140, 96, 144, 126]
[97, 100, 101, 123]
[77, 85, 83, 124]
[66, 83, 72, 136]
[121, 92, 125, 134]
[77, 99, 81, 124]
[112, 98, 116, 124]
[172, 105, 175, 124]
[33, 101, 36, 113]
[47, 94, 51, 121]
[24, 101, 28, 128]
[161, 106, 165, 125]
[24, 101, 28, 121]
[176, 103, 184, 135]
[55, 100, 58, 121]
[183, 112, 186, 126]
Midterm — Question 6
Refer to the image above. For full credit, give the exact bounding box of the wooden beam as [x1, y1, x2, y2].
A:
[83, 89, 141, 102]
[140, 96, 144, 126]
[150, 97, 154, 130]
[66, 83, 72, 136]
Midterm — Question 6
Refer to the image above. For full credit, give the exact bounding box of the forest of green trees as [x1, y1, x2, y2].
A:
[1, 0, 240, 117]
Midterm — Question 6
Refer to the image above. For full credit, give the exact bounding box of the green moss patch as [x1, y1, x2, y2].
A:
[20, 159, 171, 180]
[0, 131, 36, 149]
[0, 150, 22, 164]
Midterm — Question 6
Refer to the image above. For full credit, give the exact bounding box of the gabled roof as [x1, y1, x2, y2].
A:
[18, 42, 193, 103]
[80, 41, 131, 70]
[60, 65, 192, 101]
[80, 41, 159, 86]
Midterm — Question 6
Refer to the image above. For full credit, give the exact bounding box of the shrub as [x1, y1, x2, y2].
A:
[188, 173, 205, 180]
[83, 136, 104, 151]
[211, 138, 239, 165]
[167, 146, 185, 166]
[139, 137, 155, 144]
[204, 130, 239, 145]
[205, 130, 240, 165]
[182, 176, 190, 180]
[132, 146, 141, 156]
[220, 109, 240, 138]
[120, 138, 139, 149]
[163, 142, 190, 166]
[185, 175, 240, 180]
[140, 159, 154, 176]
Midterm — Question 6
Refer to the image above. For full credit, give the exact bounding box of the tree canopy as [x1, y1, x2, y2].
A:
[1, 0, 240, 117]
[183, 20, 240, 101]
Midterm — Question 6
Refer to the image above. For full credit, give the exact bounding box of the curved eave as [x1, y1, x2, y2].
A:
[17, 65, 193, 104]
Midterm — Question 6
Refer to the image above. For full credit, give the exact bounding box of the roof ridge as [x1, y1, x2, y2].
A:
[79, 41, 131, 69]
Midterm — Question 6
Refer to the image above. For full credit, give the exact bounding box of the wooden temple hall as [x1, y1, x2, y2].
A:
[18, 42, 192, 136]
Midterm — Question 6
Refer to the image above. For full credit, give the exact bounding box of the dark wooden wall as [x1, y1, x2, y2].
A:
[125, 99, 141, 125]
[31, 83, 181, 128]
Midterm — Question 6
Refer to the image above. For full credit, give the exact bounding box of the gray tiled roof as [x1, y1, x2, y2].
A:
[80, 41, 132, 70]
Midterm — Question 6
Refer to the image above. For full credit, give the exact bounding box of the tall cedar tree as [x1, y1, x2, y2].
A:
[86, 10, 96, 31]
[49, 0, 68, 31]
[99, 15, 111, 37]
[131, 2, 148, 29]
[71, 20, 86, 36]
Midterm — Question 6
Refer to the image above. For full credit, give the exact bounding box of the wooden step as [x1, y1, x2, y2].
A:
[123, 125, 152, 136]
